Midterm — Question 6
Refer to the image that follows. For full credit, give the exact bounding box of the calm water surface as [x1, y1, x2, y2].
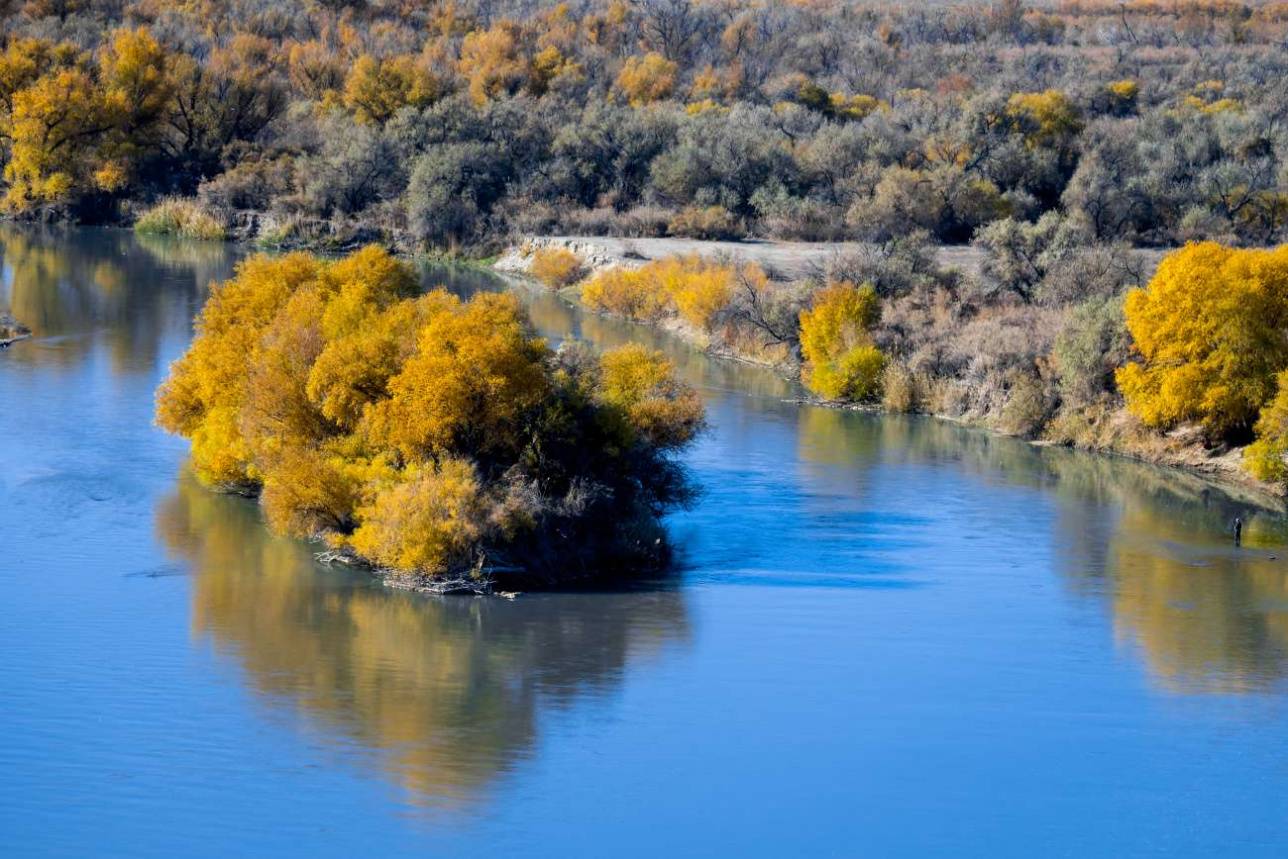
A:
[4, 226, 1288, 857]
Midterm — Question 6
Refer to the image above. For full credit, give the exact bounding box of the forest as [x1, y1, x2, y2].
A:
[1, 0, 1287, 251]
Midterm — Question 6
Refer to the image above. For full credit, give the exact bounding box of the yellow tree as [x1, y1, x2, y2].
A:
[1006, 89, 1083, 149]
[3, 68, 115, 209]
[1117, 243, 1288, 436]
[598, 344, 704, 450]
[97, 27, 175, 182]
[0, 37, 74, 116]
[1245, 371, 1288, 482]
[458, 21, 527, 105]
[287, 40, 345, 101]
[798, 282, 886, 402]
[614, 53, 677, 107]
[343, 54, 440, 124]
[364, 292, 552, 462]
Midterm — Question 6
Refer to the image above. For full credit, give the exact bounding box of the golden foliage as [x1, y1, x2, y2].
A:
[598, 344, 704, 450]
[528, 246, 584, 289]
[1107, 79, 1139, 102]
[1245, 371, 1288, 482]
[1, 26, 174, 210]
[1006, 89, 1083, 147]
[580, 266, 672, 322]
[579, 254, 739, 331]
[458, 21, 527, 105]
[364, 292, 551, 462]
[343, 54, 440, 124]
[1117, 243, 1288, 437]
[350, 459, 484, 572]
[798, 281, 886, 401]
[3, 68, 108, 208]
[613, 52, 677, 107]
[156, 245, 704, 578]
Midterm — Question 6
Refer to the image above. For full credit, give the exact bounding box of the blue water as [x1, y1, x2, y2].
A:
[3, 226, 1288, 857]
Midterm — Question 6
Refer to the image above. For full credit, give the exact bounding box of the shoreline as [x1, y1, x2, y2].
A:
[495, 239, 1287, 509]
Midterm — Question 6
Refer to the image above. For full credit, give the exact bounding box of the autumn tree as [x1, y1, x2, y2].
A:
[343, 54, 440, 124]
[1245, 372, 1288, 482]
[3, 68, 116, 209]
[1117, 243, 1288, 437]
[458, 21, 527, 105]
[614, 53, 677, 107]
[798, 282, 886, 401]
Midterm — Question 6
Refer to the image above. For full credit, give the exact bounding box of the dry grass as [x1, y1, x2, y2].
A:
[135, 198, 227, 241]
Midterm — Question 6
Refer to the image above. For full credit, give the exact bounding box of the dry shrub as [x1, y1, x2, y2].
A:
[135, 198, 227, 240]
[667, 205, 744, 240]
[881, 361, 922, 413]
[998, 369, 1051, 438]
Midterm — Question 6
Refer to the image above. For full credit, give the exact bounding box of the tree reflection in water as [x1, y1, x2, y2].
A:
[0, 224, 238, 374]
[795, 408, 1288, 695]
[156, 469, 691, 810]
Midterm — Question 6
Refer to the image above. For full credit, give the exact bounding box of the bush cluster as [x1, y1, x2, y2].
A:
[528, 246, 584, 289]
[581, 254, 738, 331]
[798, 282, 887, 402]
[155, 245, 704, 585]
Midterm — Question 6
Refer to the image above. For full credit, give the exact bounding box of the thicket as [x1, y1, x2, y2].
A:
[155, 245, 704, 586]
[2, 1, 1288, 249]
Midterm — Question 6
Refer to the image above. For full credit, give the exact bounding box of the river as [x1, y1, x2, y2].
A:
[3, 226, 1288, 857]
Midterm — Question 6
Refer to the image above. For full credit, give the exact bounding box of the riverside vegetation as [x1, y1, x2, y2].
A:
[155, 245, 704, 588]
[524, 236, 1288, 492]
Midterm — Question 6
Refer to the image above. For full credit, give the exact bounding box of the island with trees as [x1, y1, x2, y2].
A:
[155, 245, 704, 589]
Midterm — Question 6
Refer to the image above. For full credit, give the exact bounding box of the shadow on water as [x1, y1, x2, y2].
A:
[155, 469, 691, 811]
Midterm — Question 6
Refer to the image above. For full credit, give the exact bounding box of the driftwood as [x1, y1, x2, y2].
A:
[313, 546, 522, 597]
[0, 313, 31, 348]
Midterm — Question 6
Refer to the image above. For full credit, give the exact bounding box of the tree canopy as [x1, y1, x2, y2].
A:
[1117, 243, 1288, 437]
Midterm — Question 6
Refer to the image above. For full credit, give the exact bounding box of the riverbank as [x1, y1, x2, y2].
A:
[496, 236, 1285, 504]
